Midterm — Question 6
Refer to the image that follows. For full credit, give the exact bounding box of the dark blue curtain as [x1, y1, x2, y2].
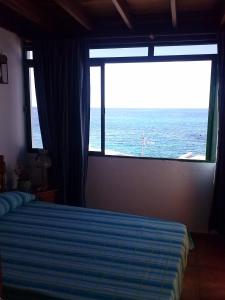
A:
[209, 29, 225, 234]
[33, 39, 90, 206]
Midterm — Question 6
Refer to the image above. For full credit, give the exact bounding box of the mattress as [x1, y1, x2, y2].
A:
[0, 192, 189, 300]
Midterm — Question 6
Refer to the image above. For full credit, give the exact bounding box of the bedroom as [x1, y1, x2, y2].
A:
[0, 0, 225, 299]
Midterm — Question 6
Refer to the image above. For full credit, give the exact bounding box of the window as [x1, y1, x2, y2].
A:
[24, 50, 43, 149]
[24, 44, 217, 159]
[26, 51, 33, 59]
[89, 66, 101, 151]
[89, 47, 148, 58]
[154, 44, 217, 56]
[89, 44, 217, 161]
[28, 68, 43, 148]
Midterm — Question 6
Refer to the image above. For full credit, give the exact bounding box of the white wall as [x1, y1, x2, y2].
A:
[86, 156, 215, 232]
[0, 27, 25, 188]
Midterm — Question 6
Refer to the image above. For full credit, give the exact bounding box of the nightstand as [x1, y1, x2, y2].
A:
[34, 189, 58, 203]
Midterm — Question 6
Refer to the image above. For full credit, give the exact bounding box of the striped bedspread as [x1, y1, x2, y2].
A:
[0, 192, 189, 300]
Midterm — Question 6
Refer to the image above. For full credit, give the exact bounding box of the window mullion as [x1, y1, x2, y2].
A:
[101, 64, 105, 155]
[206, 58, 218, 162]
[148, 45, 154, 57]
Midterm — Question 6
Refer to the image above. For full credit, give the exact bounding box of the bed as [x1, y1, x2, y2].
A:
[0, 192, 189, 300]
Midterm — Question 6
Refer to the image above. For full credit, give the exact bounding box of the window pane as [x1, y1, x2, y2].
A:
[89, 66, 101, 151]
[28, 68, 43, 148]
[26, 51, 33, 59]
[89, 47, 148, 58]
[154, 44, 217, 56]
[104, 61, 212, 160]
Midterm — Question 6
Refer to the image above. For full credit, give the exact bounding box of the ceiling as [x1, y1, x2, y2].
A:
[0, 0, 224, 39]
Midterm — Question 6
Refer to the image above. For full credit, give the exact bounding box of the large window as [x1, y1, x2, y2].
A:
[24, 44, 217, 161]
[89, 44, 217, 161]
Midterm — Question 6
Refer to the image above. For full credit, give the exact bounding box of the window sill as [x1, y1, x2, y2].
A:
[88, 152, 216, 163]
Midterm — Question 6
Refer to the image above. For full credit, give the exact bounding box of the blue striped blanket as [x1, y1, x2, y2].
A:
[0, 192, 189, 300]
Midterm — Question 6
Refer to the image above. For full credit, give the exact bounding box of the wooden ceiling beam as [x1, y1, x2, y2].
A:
[112, 0, 133, 30]
[218, 1, 225, 25]
[221, 12, 225, 25]
[170, 0, 177, 28]
[0, 0, 52, 31]
[54, 0, 92, 31]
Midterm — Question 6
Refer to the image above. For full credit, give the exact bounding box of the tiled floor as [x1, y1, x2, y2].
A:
[181, 233, 225, 300]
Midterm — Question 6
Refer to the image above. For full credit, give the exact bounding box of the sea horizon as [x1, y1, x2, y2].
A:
[31, 107, 208, 160]
[89, 107, 208, 159]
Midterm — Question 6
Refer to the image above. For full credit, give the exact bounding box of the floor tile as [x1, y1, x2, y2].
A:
[187, 250, 198, 267]
[199, 268, 225, 300]
[199, 288, 225, 300]
[181, 233, 225, 300]
[181, 267, 200, 300]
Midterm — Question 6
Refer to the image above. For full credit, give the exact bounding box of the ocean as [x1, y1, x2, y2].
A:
[89, 108, 208, 159]
[32, 107, 208, 160]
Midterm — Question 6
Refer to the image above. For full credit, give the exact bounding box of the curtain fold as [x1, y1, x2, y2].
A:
[209, 29, 225, 234]
[33, 39, 90, 206]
